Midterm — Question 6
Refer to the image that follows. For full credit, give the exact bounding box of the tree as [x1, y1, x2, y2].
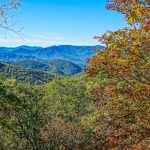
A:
[86, 0, 150, 149]
[106, 0, 150, 29]
[0, 78, 47, 150]
[40, 76, 96, 149]
[44, 77, 95, 122]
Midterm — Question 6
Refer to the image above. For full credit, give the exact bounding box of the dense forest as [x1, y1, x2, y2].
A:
[0, 61, 56, 84]
[0, 0, 150, 150]
[11, 59, 84, 76]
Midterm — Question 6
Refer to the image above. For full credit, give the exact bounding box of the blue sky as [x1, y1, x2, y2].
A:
[0, 0, 127, 47]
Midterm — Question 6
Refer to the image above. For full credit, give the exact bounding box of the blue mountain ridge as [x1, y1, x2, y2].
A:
[0, 45, 105, 64]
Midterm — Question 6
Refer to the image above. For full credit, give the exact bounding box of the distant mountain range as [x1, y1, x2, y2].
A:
[0, 45, 105, 64]
[0, 45, 105, 82]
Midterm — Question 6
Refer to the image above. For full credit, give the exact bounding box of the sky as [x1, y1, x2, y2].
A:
[0, 0, 127, 47]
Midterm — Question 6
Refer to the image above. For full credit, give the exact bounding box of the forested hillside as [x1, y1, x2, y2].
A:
[0, 62, 55, 84]
[0, 0, 149, 150]
[11, 59, 83, 76]
[48, 59, 83, 76]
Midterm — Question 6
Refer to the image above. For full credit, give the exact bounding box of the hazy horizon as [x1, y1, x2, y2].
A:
[0, 44, 105, 48]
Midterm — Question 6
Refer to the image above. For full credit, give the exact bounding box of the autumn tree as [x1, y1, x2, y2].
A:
[86, 0, 150, 149]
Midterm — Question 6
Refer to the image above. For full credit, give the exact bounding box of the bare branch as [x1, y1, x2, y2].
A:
[0, 0, 22, 35]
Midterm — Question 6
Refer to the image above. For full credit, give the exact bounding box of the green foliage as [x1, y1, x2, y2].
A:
[44, 76, 95, 122]
[0, 74, 98, 149]
[0, 78, 47, 149]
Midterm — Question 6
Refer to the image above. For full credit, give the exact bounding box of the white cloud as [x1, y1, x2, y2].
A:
[0, 32, 67, 47]
[0, 32, 99, 47]
[0, 38, 62, 47]
[27, 32, 65, 41]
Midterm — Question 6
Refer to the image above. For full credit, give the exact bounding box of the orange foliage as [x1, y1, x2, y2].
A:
[86, 0, 150, 149]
